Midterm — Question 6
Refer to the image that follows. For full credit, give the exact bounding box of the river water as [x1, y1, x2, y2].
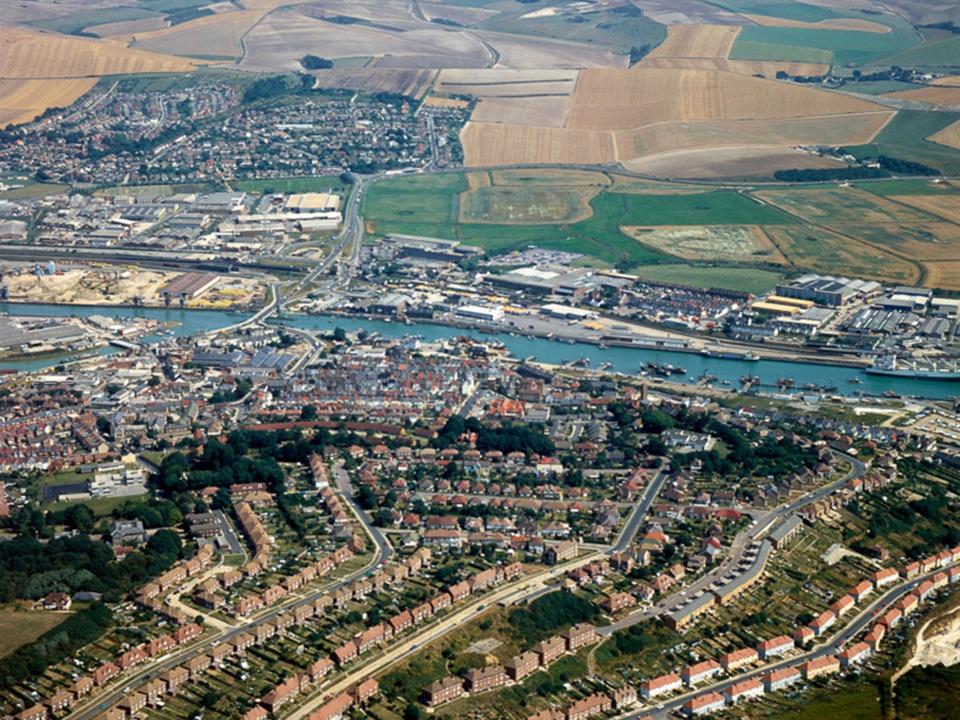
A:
[1, 302, 957, 400]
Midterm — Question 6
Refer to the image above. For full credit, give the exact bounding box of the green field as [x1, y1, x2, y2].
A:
[844, 110, 960, 175]
[630, 264, 786, 294]
[762, 679, 882, 719]
[0, 605, 72, 658]
[46, 493, 149, 516]
[233, 176, 352, 195]
[478, 5, 666, 54]
[841, 80, 921, 95]
[707, 0, 849, 23]
[362, 171, 960, 286]
[33, 6, 158, 33]
[876, 34, 960, 71]
[731, 23, 920, 67]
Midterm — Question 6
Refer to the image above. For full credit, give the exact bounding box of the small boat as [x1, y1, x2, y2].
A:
[847, 377, 862, 384]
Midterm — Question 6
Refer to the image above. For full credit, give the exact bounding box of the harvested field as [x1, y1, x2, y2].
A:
[930, 120, 960, 150]
[466, 172, 491, 190]
[439, 68, 578, 86]
[437, 81, 574, 98]
[933, 76, 960, 86]
[893, 194, 960, 224]
[85, 17, 170, 38]
[490, 169, 611, 186]
[646, 24, 740, 59]
[419, 1, 499, 25]
[241, 9, 490, 71]
[850, 222, 960, 261]
[567, 68, 883, 131]
[0, 77, 96, 126]
[311, 68, 437, 98]
[618, 112, 892, 158]
[0, 605, 71, 658]
[740, 13, 891, 33]
[764, 225, 920, 283]
[629, 0, 744, 26]
[129, 10, 262, 59]
[0, 26, 200, 79]
[475, 30, 627, 69]
[470, 96, 571, 128]
[755, 187, 940, 225]
[462, 122, 616, 166]
[888, 86, 960, 106]
[424, 96, 470, 109]
[924, 260, 960, 290]
[622, 225, 788, 263]
[638, 56, 829, 78]
[623, 145, 843, 179]
[459, 186, 598, 224]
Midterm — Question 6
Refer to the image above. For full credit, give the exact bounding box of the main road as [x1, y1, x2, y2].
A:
[66, 462, 388, 720]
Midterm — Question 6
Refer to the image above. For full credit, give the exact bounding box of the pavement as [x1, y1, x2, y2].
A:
[66, 459, 390, 720]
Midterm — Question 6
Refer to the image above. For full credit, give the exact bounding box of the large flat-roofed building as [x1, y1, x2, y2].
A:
[162, 272, 219, 304]
[285, 192, 341, 213]
[775, 274, 880, 307]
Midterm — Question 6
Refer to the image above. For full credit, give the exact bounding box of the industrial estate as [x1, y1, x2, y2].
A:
[2, 1, 960, 720]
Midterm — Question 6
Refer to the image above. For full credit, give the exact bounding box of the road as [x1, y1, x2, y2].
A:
[603, 452, 867, 634]
[331, 460, 393, 564]
[66, 458, 389, 720]
[613, 469, 668, 554]
[623, 564, 947, 720]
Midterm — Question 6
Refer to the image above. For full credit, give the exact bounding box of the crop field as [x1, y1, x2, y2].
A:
[129, 10, 263, 59]
[241, 8, 491, 72]
[840, 110, 960, 174]
[459, 186, 598, 224]
[489, 169, 611, 186]
[461, 122, 615, 166]
[622, 225, 788, 263]
[86, 16, 171, 37]
[754, 187, 941, 225]
[638, 56, 830, 79]
[0, 77, 97, 127]
[566, 68, 883, 131]
[310, 68, 437, 98]
[888, 86, 960, 106]
[764, 225, 920, 283]
[436, 68, 578, 98]
[729, 22, 920, 66]
[894, 194, 960, 224]
[618, 112, 892, 158]
[470, 96, 571, 128]
[0, 26, 200, 79]
[877, 35, 960, 70]
[931, 120, 960, 150]
[646, 24, 741, 59]
[924, 260, 960, 290]
[473, 29, 627, 69]
[740, 13, 892, 33]
[623, 145, 841, 180]
[933, 75, 960, 86]
[616, 190, 796, 226]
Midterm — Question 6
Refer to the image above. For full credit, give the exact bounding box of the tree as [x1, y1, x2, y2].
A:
[63, 505, 95, 533]
[301, 54, 334, 70]
[404, 704, 423, 720]
[146, 529, 182, 558]
[300, 405, 318, 421]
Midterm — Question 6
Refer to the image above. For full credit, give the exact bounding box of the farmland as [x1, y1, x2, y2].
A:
[128, 9, 263, 59]
[646, 24, 741, 59]
[931, 120, 960, 150]
[0, 78, 96, 127]
[0, 26, 201, 78]
[363, 170, 960, 288]
[844, 109, 960, 175]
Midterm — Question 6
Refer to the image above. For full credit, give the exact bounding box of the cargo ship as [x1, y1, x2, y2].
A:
[865, 355, 960, 380]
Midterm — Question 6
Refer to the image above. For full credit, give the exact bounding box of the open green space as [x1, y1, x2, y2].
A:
[630, 264, 786, 294]
[731, 23, 920, 67]
[760, 679, 883, 719]
[896, 663, 960, 720]
[706, 0, 849, 23]
[32, 7, 158, 34]
[46, 493, 150, 516]
[841, 80, 921, 95]
[875, 34, 960, 71]
[0, 605, 72, 659]
[844, 110, 960, 176]
[478, 5, 666, 54]
[856, 178, 957, 197]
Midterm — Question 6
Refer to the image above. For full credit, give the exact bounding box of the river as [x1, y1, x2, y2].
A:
[1, 302, 958, 400]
